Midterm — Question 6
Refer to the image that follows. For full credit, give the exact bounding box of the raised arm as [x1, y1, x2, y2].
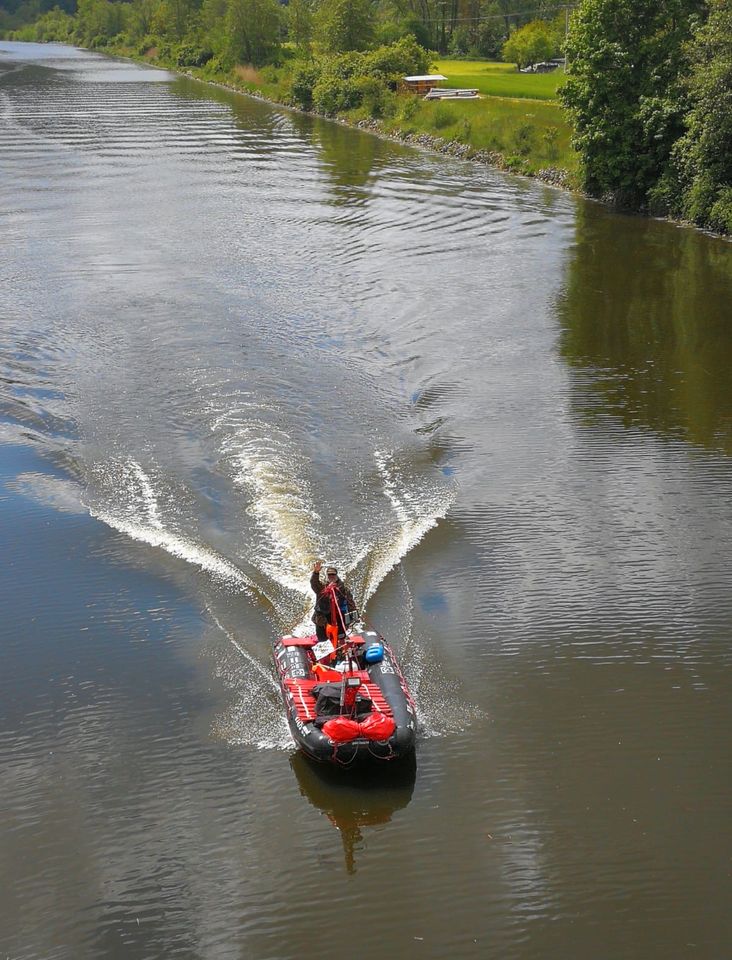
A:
[310, 560, 323, 596]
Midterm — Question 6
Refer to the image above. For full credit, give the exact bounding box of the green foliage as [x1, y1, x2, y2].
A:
[397, 94, 419, 122]
[375, 16, 431, 50]
[175, 39, 214, 66]
[127, 0, 158, 42]
[670, 0, 732, 233]
[288, 0, 313, 56]
[561, 0, 703, 207]
[502, 19, 558, 69]
[314, 0, 374, 53]
[291, 60, 321, 107]
[512, 120, 535, 155]
[361, 35, 429, 79]
[289, 37, 430, 113]
[75, 0, 127, 45]
[199, 0, 228, 57]
[1, 0, 75, 34]
[313, 72, 379, 113]
[153, 0, 197, 40]
[542, 124, 559, 160]
[708, 188, 732, 235]
[226, 0, 281, 66]
[447, 3, 503, 59]
[201, 52, 233, 75]
[16, 5, 75, 41]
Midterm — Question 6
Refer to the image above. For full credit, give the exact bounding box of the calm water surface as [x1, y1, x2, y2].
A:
[1, 42, 731, 960]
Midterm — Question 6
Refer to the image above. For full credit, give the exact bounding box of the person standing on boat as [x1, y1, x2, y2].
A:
[310, 561, 356, 643]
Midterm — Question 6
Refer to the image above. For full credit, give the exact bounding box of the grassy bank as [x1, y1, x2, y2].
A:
[435, 59, 566, 101]
[215, 59, 577, 180]
[386, 96, 572, 174]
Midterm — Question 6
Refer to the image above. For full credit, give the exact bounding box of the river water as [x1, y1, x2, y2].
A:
[1, 42, 731, 960]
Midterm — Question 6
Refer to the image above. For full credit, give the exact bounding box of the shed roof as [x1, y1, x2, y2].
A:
[403, 74, 447, 82]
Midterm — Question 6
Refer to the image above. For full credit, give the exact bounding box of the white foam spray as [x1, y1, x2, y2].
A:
[84, 449, 477, 746]
[355, 449, 454, 603]
[86, 459, 258, 597]
[207, 609, 293, 751]
[222, 421, 318, 594]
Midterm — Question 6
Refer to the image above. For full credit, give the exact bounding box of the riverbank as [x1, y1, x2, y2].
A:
[106, 44, 578, 190]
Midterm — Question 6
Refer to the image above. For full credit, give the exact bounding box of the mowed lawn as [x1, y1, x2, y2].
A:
[434, 59, 565, 101]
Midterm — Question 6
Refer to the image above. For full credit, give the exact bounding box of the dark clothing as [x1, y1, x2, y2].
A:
[310, 571, 356, 633]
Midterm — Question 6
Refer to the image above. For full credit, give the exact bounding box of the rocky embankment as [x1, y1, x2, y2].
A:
[354, 117, 572, 189]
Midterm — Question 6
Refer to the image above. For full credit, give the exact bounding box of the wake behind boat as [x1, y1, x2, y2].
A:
[273, 625, 417, 764]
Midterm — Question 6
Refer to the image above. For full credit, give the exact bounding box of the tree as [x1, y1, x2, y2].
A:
[200, 0, 228, 55]
[75, 0, 127, 43]
[226, 0, 281, 64]
[561, 0, 704, 207]
[127, 0, 160, 41]
[502, 18, 555, 69]
[288, 0, 314, 56]
[153, 0, 197, 39]
[671, 0, 732, 233]
[448, 0, 502, 57]
[314, 0, 374, 53]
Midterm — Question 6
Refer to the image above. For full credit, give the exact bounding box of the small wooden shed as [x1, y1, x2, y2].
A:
[402, 74, 447, 96]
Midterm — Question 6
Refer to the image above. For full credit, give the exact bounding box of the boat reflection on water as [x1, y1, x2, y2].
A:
[290, 752, 416, 874]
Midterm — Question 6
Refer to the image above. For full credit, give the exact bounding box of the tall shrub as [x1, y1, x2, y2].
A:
[226, 0, 281, 65]
[672, 0, 732, 233]
[561, 0, 703, 207]
[314, 0, 374, 53]
[502, 19, 556, 69]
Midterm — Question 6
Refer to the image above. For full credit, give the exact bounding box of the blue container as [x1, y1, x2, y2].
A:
[364, 642, 384, 665]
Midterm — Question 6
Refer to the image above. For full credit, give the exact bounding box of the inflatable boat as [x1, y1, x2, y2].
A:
[274, 625, 417, 764]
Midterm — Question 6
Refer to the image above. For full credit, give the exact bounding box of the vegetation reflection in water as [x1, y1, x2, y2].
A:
[172, 75, 386, 195]
[557, 205, 732, 452]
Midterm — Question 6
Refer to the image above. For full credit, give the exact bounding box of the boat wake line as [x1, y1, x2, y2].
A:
[85, 449, 453, 624]
[81, 448, 478, 749]
[84, 458, 264, 600]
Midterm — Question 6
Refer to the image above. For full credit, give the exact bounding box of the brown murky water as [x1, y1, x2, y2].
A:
[1, 41, 731, 960]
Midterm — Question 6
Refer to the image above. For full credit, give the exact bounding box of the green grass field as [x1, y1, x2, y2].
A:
[434, 59, 565, 101]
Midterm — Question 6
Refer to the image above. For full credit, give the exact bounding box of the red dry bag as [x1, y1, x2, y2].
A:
[360, 712, 396, 740]
[322, 717, 361, 742]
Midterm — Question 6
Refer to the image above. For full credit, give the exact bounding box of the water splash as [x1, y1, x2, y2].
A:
[85, 458, 259, 597]
[83, 455, 475, 746]
[207, 609, 293, 750]
[219, 419, 319, 594]
[351, 450, 454, 605]
[401, 631, 487, 739]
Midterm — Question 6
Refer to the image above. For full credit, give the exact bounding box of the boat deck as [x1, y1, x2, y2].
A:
[283, 676, 393, 722]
